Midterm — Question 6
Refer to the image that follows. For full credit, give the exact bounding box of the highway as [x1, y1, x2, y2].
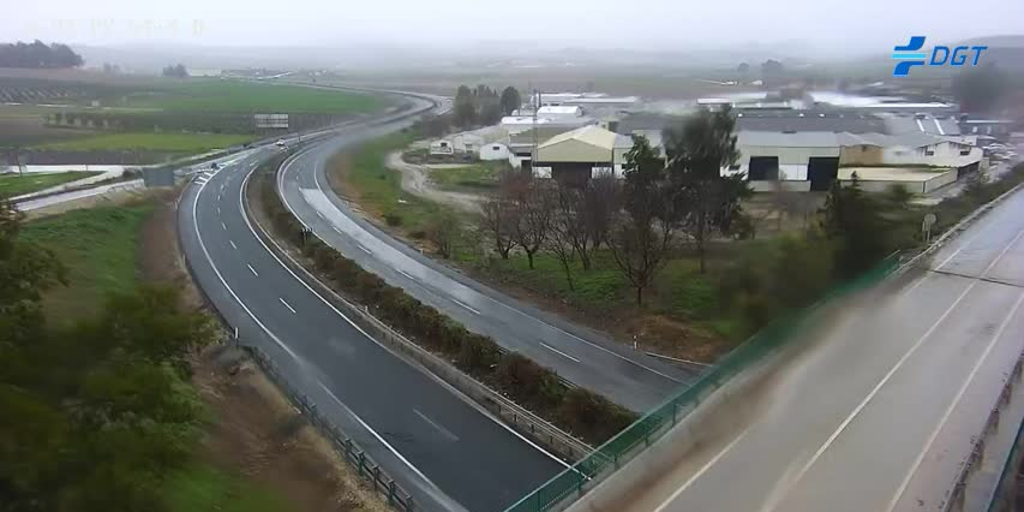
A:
[578, 184, 1024, 512]
[177, 104, 565, 512]
[274, 135, 693, 413]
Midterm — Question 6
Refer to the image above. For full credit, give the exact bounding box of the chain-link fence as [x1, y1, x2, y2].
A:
[503, 255, 900, 512]
[246, 345, 418, 511]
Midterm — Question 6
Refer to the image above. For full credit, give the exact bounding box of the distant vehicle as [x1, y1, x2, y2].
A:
[243, 143, 251, 149]
[276, 139, 286, 147]
[210, 162, 220, 170]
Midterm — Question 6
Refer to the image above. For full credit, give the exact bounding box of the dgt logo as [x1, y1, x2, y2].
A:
[892, 36, 988, 76]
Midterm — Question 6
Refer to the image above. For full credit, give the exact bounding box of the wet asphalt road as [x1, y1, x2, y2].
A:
[177, 103, 565, 512]
[601, 185, 1024, 512]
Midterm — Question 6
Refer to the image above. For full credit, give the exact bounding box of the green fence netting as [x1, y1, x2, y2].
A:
[504, 256, 901, 512]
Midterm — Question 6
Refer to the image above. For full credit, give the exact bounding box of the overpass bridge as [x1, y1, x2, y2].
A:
[513, 184, 1024, 512]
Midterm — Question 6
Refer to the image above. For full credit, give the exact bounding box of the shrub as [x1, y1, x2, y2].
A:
[557, 388, 635, 442]
[495, 353, 563, 411]
[384, 212, 402, 226]
[456, 334, 501, 377]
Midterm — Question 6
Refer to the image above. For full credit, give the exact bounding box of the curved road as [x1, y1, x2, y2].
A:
[583, 185, 1024, 512]
[275, 134, 693, 413]
[178, 98, 564, 512]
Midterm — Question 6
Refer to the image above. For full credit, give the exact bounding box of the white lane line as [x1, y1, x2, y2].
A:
[762, 229, 1024, 512]
[316, 211, 325, 220]
[242, 167, 570, 469]
[540, 342, 581, 363]
[397, 269, 416, 281]
[356, 242, 372, 255]
[653, 428, 752, 512]
[221, 221, 227, 230]
[217, 206, 221, 215]
[278, 297, 297, 314]
[317, 382, 443, 489]
[195, 179, 208, 185]
[884, 290, 1024, 512]
[229, 240, 238, 250]
[413, 409, 459, 442]
[247, 264, 259, 277]
[333, 226, 344, 235]
[451, 298, 480, 315]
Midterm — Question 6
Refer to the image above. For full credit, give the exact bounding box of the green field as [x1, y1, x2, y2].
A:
[164, 465, 289, 512]
[36, 131, 255, 152]
[127, 80, 387, 114]
[430, 163, 504, 191]
[0, 171, 102, 197]
[21, 203, 153, 321]
[344, 132, 454, 233]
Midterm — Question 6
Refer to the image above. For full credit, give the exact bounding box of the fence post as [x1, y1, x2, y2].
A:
[358, 452, 366, 477]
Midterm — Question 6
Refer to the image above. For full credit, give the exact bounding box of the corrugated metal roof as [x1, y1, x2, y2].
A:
[738, 131, 841, 148]
[539, 125, 624, 151]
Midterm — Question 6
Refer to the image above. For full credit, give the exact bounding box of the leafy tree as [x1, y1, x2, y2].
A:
[952, 63, 1010, 113]
[0, 40, 83, 68]
[664, 106, 752, 273]
[500, 86, 522, 116]
[761, 59, 785, 87]
[161, 63, 188, 78]
[607, 135, 674, 306]
[819, 176, 892, 278]
[453, 85, 477, 127]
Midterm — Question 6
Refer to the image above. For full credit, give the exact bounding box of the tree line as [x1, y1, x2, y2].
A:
[453, 84, 521, 128]
[161, 63, 188, 78]
[0, 40, 83, 69]
[477, 107, 752, 305]
[0, 198, 214, 511]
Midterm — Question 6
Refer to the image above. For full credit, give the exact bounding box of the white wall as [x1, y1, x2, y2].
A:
[480, 143, 510, 161]
[882, 141, 982, 168]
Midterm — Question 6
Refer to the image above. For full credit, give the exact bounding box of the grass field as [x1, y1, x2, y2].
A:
[341, 132, 454, 233]
[36, 131, 255, 152]
[0, 171, 102, 197]
[127, 80, 387, 114]
[163, 465, 289, 512]
[430, 162, 503, 192]
[21, 202, 153, 322]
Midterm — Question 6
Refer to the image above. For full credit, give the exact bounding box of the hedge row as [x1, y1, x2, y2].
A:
[257, 162, 637, 445]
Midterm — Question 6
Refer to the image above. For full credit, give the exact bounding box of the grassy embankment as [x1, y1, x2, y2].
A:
[0, 171, 103, 196]
[20, 203, 291, 512]
[429, 162, 504, 192]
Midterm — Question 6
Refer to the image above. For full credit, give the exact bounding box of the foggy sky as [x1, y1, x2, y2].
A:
[7, 0, 1023, 55]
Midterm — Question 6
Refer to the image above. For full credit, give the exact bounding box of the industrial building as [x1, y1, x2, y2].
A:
[531, 125, 632, 184]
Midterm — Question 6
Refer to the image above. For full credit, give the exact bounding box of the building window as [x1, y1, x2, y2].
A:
[960, 148, 971, 156]
[925, 149, 935, 156]
[492, 145, 501, 151]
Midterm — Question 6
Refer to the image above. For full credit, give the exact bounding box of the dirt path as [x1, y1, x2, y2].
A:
[386, 151, 483, 213]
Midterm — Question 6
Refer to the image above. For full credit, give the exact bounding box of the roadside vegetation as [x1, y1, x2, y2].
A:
[0, 170, 101, 196]
[259, 161, 635, 444]
[428, 161, 505, 192]
[336, 104, 1024, 365]
[2, 193, 389, 512]
[121, 80, 387, 114]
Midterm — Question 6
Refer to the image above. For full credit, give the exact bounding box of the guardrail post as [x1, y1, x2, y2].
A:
[388, 479, 396, 505]
[358, 452, 366, 477]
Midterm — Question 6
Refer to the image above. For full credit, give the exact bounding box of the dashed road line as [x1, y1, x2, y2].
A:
[279, 297, 297, 314]
[247, 264, 259, 277]
[414, 409, 459, 442]
[541, 342, 581, 363]
[451, 298, 480, 315]
[229, 240, 238, 250]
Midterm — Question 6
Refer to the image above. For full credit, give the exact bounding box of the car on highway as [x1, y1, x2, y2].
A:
[276, 139, 286, 147]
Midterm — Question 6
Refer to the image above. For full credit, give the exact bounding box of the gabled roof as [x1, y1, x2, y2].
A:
[538, 125, 630, 151]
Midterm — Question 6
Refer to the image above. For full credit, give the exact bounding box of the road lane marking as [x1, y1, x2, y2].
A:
[414, 409, 459, 442]
[397, 269, 415, 281]
[278, 297, 297, 314]
[451, 298, 480, 315]
[541, 342, 581, 363]
[217, 206, 221, 215]
[317, 382, 442, 490]
[884, 290, 1024, 512]
[229, 240, 238, 250]
[316, 211, 324, 220]
[762, 229, 1024, 512]
[356, 242, 372, 255]
[301, 143, 686, 385]
[333, 226, 344, 235]
[653, 428, 752, 512]
[247, 264, 259, 277]
[221, 221, 227, 230]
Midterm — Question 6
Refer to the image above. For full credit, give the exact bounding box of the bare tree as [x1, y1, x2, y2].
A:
[547, 184, 586, 289]
[606, 135, 675, 306]
[582, 171, 620, 254]
[511, 179, 555, 269]
[479, 171, 527, 259]
[426, 210, 460, 259]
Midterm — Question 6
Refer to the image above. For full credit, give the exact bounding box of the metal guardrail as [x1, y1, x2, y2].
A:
[503, 257, 900, 512]
[245, 344, 418, 511]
